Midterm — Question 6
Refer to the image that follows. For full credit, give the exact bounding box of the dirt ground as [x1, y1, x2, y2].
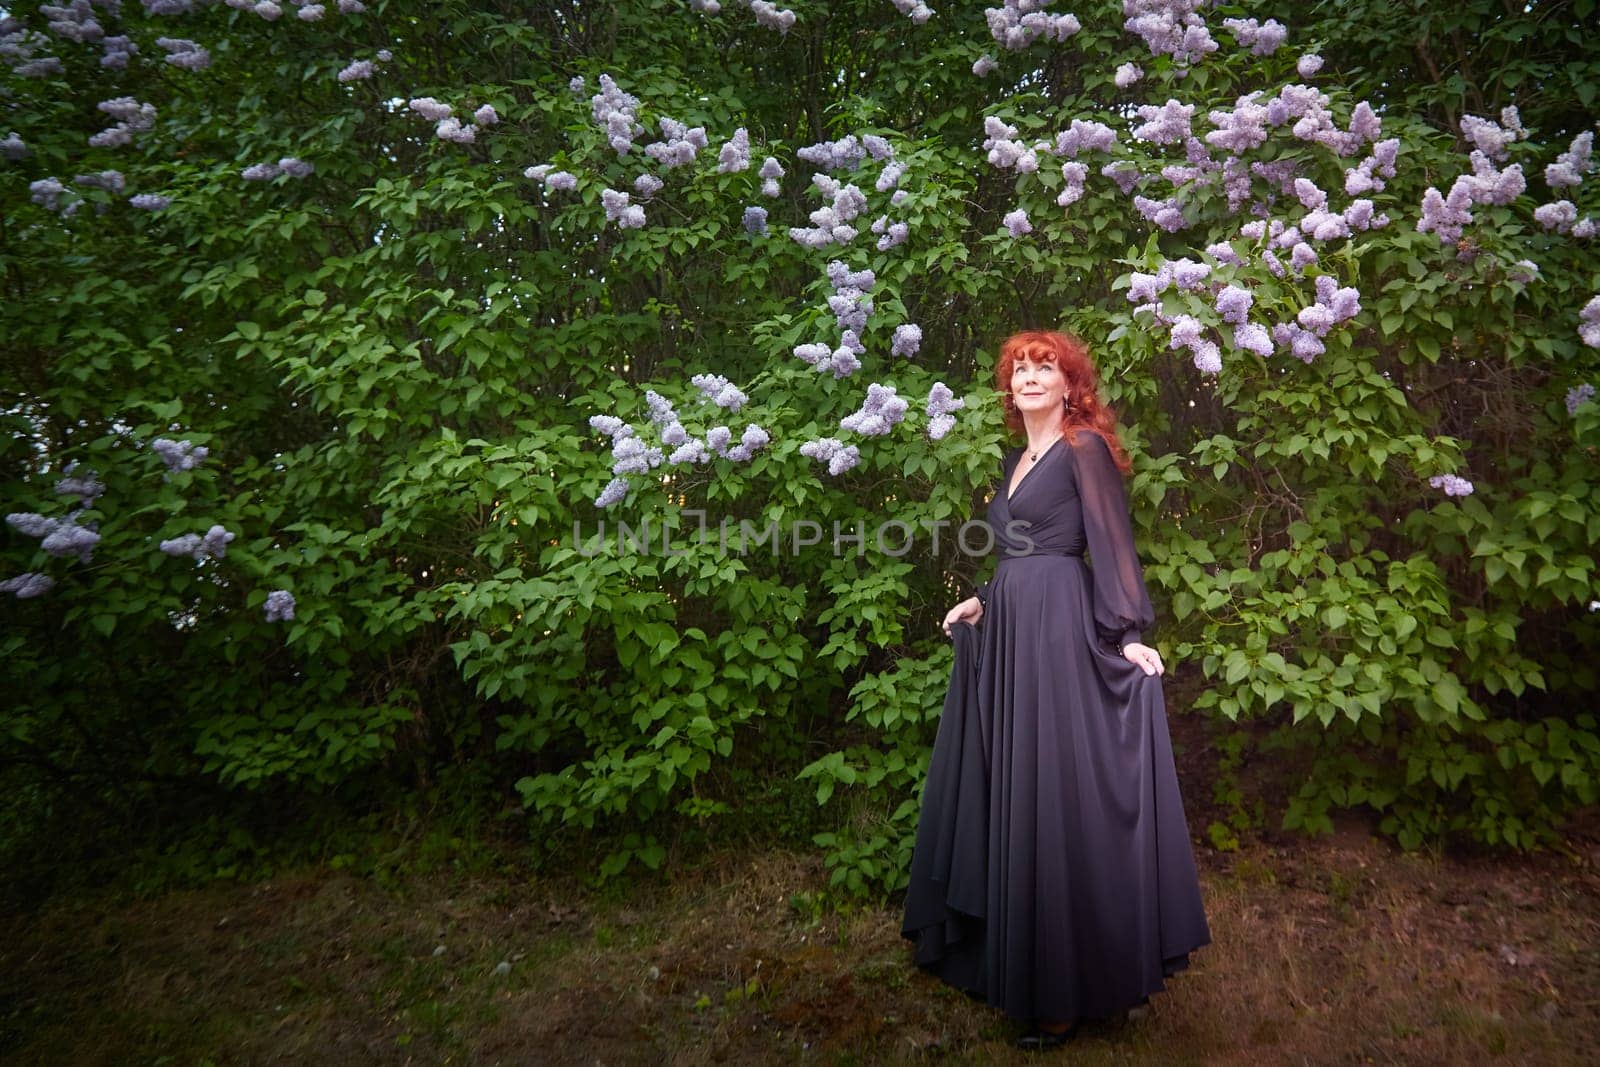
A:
[4, 803, 1599, 1065]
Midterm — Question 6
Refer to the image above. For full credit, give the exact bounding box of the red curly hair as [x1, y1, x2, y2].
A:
[995, 330, 1134, 475]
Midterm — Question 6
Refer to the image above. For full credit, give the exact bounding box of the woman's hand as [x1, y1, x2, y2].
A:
[941, 596, 983, 636]
[1122, 640, 1164, 677]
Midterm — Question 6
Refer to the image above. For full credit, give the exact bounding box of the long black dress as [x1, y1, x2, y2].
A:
[901, 429, 1211, 1024]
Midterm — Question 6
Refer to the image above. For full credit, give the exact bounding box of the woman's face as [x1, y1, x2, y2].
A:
[1011, 356, 1068, 416]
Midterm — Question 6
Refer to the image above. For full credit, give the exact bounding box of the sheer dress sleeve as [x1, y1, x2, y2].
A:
[1075, 432, 1156, 650]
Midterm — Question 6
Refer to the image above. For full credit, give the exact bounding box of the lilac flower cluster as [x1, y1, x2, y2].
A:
[153, 438, 209, 472]
[1344, 137, 1400, 195]
[130, 193, 172, 211]
[1114, 62, 1142, 88]
[156, 37, 209, 71]
[43, 1, 105, 43]
[973, 54, 997, 77]
[1053, 119, 1118, 158]
[985, 1, 1079, 51]
[1296, 54, 1323, 78]
[826, 260, 875, 333]
[789, 174, 870, 249]
[1132, 194, 1184, 232]
[601, 188, 646, 229]
[1428, 474, 1474, 497]
[242, 157, 314, 181]
[264, 590, 296, 622]
[793, 341, 860, 378]
[1418, 150, 1527, 245]
[646, 118, 709, 168]
[690, 0, 721, 14]
[691, 373, 748, 411]
[3, 20, 63, 78]
[925, 382, 964, 440]
[747, 1, 797, 34]
[160, 524, 235, 561]
[1166, 315, 1221, 373]
[892, 323, 922, 358]
[55, 463, 104, 505]
[718, 127, 751, 172]
[759, 157, 784, 197]
[7, 512, 101, 563]
[743, 205, 768, 235]
[1581, 296, 1600, 348]
[1546, 132, 1594, 190]
[889, 0, 934, 24]
[1271, 276, 1362, 363]
[0, 573, 54, 598]
[29, 178, 75, 215]
[1460, 109, 1524, 161]
[872, 214, 909, 250]
[1123, 0, 1216, 65]
[101, 34, 136, 69]
[590, 75, 645, 156]
[338, 59, 374, 82]
[2, 132, 26, 160]
[797, 134, 887, 172]
[1222, 16, 1286, 55]
[840, 383, 909, 436]
[90, 97, 157, 149]
[1566, 382, 1595, 415]
[799, 438, 861, 476]
[75, 170, 124, 194]
[524, 165, 579, 193]
[1205, 93, 1272, 155]
[707, 424, 770, 462]
[1054, 161, 1088, 207]
[1132, 99, 1195, 146]
[982, 116, 1038, 172]
[1002, 208, 1032, 237]
[633, 173, 664, 199]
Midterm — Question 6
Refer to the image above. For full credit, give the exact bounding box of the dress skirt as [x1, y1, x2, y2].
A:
[901, 553, 1211, 1023]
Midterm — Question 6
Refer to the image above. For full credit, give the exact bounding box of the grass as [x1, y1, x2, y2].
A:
[4, 815, 1599, 1065]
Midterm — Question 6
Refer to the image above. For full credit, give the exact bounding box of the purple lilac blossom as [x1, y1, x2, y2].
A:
[719, 127, 752, 172]
[473, 104, 499, 126]
[876, 161, 906, 191]
[1566, 383, 1595, 414]
[691, 373, 748, 411]
[724, 424, 770, 462]
[1056, 162, 1089, 207]
[55, 465, 104, 505]
[298, 3, 326, 19]
[1546, 132, 1594, 190]
[251, 3, 282, 19]
[1215, 285, 1253, 324]
[0, 573, 54, 598]
[986, 1, 1080, 51]
[1170, 258, 1210, 290]
[409, 97, 452, 121]
[545, 171, 578, 193]
[6, 513, 58, 539]
[797, 135, 866, 171]
[338, 59, 374, 81]
[436, 117, 475, 143]
[840, 383, 909, 436]
[888, 0, 933, 24]
[1428, 474, 1474, 497]
[1133, 195, 1185, 232]
[1205, 93, 1270, 155]
[130, 193, 171, 210]
[876, 220, 909, 250]
[1052, 119, 1118, 158]
[610, 436, 664, 475]
[668, 439, 711, 465]
[1460, 112, 1521, 161]
[1123, 0, 1216, 65]
[1114, 62, 1142, 87]
[645, 390, 678, 427]
[264, 590, 296, 621]
[1506, 259, 1540, 284]
[101, 34, 136, 69]
[594, 477, 630, 508]
[2, 132, 26, 160]
[601, 189, 646, 228]
[799, 437, 861, 476]
[1002, 208, 1032, 237]
[339, 0, 367, 11]
[1580, 296, 1600, 348]
[1206, 241, 1244, 267]
[748, 1, 799, 33]
[1233, 322, 1273, 357]
[973, 54, 997, 77]
[1132, 100, 1195, 145]
[925, 382, 964, 440]
[1296, 53, 1323, 78]
[891, 323, 922, 357]
[1534, 200, 1577, 234]
[742, 205, 768, 235]
[1222, 16, 1286, 54]
[633, 173, 663, 198]
[591, 75, 644, 156]
[29, 178, 72, 213]
[690, 0, 721, 12]
[1102, 162, 1141, 195]
[1261, 249, 1286, 278]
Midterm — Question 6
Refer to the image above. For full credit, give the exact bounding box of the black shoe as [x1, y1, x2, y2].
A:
[1013, 1022, 1079, 1050]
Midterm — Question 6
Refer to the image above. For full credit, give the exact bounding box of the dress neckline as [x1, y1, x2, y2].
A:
[1006, 436, 1065, 503]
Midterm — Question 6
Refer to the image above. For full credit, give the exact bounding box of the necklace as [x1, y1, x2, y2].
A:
[1028, 432, 1063, 462]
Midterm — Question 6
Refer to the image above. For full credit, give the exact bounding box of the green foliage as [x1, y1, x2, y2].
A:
[2, 0, 1598, 904]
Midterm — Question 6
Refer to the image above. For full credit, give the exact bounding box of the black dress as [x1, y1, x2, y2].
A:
[901, 430, 1211, 1023]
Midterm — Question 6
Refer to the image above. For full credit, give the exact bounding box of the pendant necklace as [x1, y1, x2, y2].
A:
[1029, 431, 1063, 462]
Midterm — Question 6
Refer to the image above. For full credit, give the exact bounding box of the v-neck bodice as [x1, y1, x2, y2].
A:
[1005, 435, 1066, 503]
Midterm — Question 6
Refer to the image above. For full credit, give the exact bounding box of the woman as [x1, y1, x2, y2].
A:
[901, 330, 1211, 1049]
